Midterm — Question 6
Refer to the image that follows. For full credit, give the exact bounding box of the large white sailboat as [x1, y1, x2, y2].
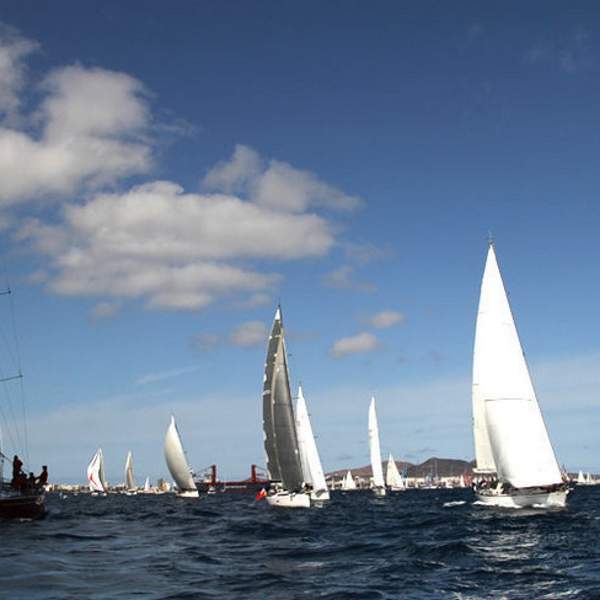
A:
[295, 385, 330, 502]
[262, 306, 310, 508]
[472, 242, 568, 508]
[386, 453, 405, 491]
[164, 416, 199, 498]
[87, 448, 108, 494]
[124, 450, 136, 494]
[368, 397, 386, 496]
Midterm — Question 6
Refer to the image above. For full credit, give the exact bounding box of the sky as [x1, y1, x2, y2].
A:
[0, 2, 599, 483]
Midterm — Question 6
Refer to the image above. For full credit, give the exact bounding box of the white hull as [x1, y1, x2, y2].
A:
[310, 489, 330, 502]
[475, 488, 568, 508]
[372, 486, 386, 497]
[176, 489, 199, 498]
[388, 486, 406, 492]
[266, 491, 310, 508]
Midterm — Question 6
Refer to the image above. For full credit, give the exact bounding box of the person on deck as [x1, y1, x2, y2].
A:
[36, 466, 48, 487]
[11, 455, 24, 490]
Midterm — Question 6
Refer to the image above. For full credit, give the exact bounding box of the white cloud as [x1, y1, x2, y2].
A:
[0, 26, 153, 206]
[229, 320, 268, 348]
[331, 331, 380, 358]
[203, 144, 362, 213]
[367, 310, 404, 329]
[136, 365, 200, 386]
[322, 265, 375, 292]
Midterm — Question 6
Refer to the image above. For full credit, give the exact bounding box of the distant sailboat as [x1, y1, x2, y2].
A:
[341, 470, 357, 491]
[295, 385, 330, 501]
[262, 306, 310, 508]
[124, 451, 136, 494]
[368, 397, 386, 496]
[144, 476, 151, 493]
[164, 416, 199, 498]
[87, 448, 108, 494]
[577, 470, 586, 485]
[386, 453, 405, 491]
[472, 242, 568, 508]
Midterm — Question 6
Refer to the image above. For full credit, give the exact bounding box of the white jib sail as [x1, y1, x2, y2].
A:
[342, 470, 356, 490]
[473, 243, 562, 488]
[164, 416, 196, 492]
[368, 397, 385, 489]
[295, 385, 329, 497]
[386, 453, 404, 488]
[87, 448, 106, 493]
[124, 451, 136, 490]
[144, 476, 151, 492]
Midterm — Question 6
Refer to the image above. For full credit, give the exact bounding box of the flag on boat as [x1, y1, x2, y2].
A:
[255, 488, 267, 500]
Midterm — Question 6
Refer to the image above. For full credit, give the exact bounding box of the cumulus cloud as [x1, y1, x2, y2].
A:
[367, 310, 404, 329]
[0, 26, 153, 206]
[331, 332, 380, 358]
[203, 144, 362, 213]
[322, 265, 375, 292]
[229, 321, 268, 348]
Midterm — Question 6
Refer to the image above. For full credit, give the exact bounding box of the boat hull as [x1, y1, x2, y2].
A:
[266, 491, 310, 508]
[176, 489, 199, 498]
[310, 488, 330, 502]
[372, 486, 386, 497]
[0, 494, 46, 520]
[475, 488, 568, 508]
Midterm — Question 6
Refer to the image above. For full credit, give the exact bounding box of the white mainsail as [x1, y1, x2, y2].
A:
[144, 476, 151, 492]
[342, 470, 356, 490]
[124, 450, 136, 490]
[368, 397, 386, 491]
[295, 385, 329, 500]
[87, 448, 107, 493]
[473, 243, 562, 489]
[164, 416, 197, 494]
[577, 470, 585, 484]
[385, 453, 404, 489]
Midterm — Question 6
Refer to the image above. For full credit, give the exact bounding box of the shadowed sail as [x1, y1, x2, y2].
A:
[124, 451, 136, 491]
[164, 416, 197, 495]
[87, 448, 107, 493]
[262, 306, 304, 492]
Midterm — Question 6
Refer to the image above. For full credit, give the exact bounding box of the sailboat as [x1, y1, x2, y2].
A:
[124, 450, 136, 494]
[87, 448, 108, 495]
[577, 470, 586, 485]
[295, 385, 330, 502]
[262, 306, 310, 508]
[368, 397, 386, 496]
[386, 453, 405, 491]
[164, 416, 199, 498]
[144, 476, 151, 493]
[471, 241, 568, 508]
[341, 470, 357, 491]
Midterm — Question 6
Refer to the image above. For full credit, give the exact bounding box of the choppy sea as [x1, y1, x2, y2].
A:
[1, 486, 600, 599]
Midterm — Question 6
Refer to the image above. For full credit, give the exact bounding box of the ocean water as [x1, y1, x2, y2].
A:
[1, 486, 600, 599]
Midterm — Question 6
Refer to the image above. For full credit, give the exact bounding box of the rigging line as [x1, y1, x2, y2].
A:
[0, 395, 18, 456]
[0, 382, 23, 456]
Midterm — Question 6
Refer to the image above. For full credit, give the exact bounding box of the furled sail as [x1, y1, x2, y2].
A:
[472, 243, 562, 488]
[87, 448, 106, 493]
[262, 306, 304, 492]
[124, 451, 136, 490]
[295, 385, 329, 499]
[368, 397, 385, 489]
[386, 453, 404, 489]
[164, 416, 196, 492]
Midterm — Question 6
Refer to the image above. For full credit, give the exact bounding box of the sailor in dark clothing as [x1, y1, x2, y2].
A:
[36, 466, 48, 487]
[11, 455, 24, 490]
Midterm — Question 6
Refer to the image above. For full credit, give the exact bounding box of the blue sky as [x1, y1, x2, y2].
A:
[0, 2, 599, 483]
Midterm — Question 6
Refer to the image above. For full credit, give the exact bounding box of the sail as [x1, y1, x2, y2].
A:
[124, 451, 136, 490]
[368, 397, 385, 488]
[386, 453, 404, 488]
[144, 476, 151, 492]
[578, 470, 585, 484]
[87, 448, 106, 493]
[262, 306, 304, 492]
[164, 416, 196, 492]
[473, 243, 562, 488]
[342, 470, 356, 490]
[295, 385, 328, 496]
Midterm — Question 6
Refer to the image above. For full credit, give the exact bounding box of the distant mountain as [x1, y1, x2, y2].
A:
[327, 456, 474, 479]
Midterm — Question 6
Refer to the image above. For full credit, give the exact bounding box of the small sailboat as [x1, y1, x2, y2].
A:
[262, 306, 310, 508]
[295, 385, 330, 502]
[124, 451, 136, 494]
[471, 242, 568, 508]
[368, 397, 386, 496]
[144, 476, 151, 493]
[577, 470, 586, 485]
[164, 416, 199, 498]
[386, 453, 405, 491]
[341, 470, 357, 491]
[87, 448, 108, 495]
